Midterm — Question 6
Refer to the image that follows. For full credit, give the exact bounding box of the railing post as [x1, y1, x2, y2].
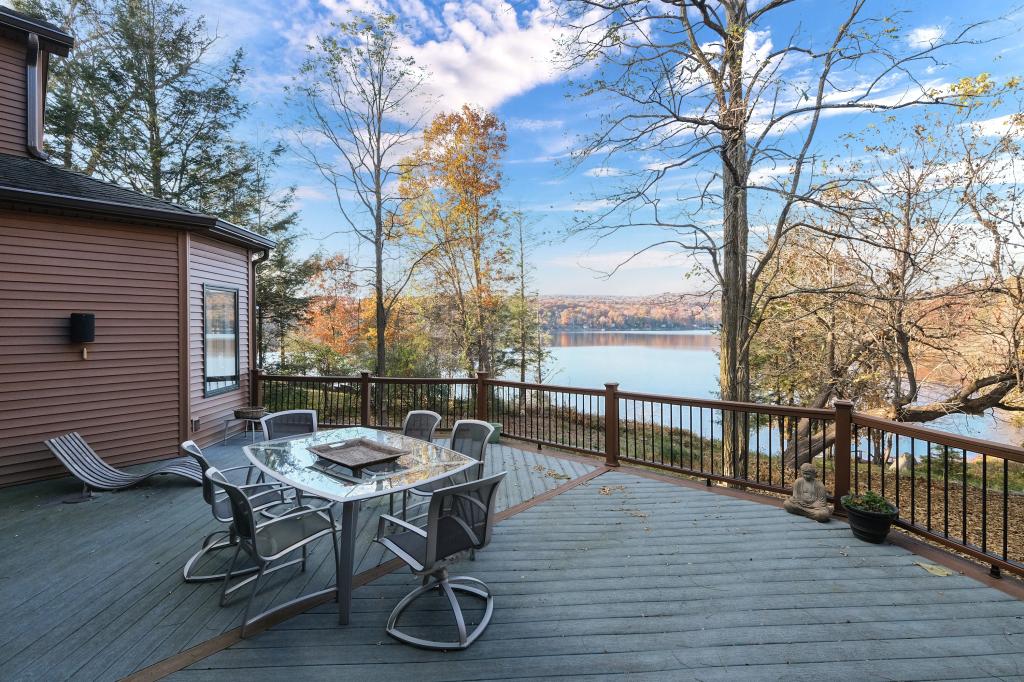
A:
[359, 371, 371, 427]
[476, 371, 490, 422]
[604, 382, 620, 467]
[250, 367, 261, 406]
[833, 400, 853, 514]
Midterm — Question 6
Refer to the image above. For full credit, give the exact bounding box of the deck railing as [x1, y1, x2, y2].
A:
[252, 369, 1023, 577]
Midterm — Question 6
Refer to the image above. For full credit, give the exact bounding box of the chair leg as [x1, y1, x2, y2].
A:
[240, 565, 266, 638]
[220, 544, 244, 607]
[385, 574, 494, 650]
[440, 579, 468, 646]
[183, 530, 259, 583]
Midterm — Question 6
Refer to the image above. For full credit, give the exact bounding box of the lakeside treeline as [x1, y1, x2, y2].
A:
[538, 295, 720, 331]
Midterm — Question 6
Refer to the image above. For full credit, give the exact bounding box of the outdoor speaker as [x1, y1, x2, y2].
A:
[69, 313, 95, 344]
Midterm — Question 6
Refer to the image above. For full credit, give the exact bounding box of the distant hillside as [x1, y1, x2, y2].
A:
[538, 295, 720, 331]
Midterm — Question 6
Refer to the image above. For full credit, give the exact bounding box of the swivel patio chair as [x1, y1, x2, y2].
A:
[181, 441, 292, 583]
[208, 466, 340, 637]
[44, 432, 202, 495]
[260, 409, 318, 441]
[401, 410, 442, 443]
[402, 419, 494, 522]
[375, 472, 506, 650]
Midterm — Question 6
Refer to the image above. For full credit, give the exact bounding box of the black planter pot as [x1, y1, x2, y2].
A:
[842, 496, 898, 543]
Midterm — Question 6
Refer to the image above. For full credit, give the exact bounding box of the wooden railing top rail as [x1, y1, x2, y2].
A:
[257, 373, 474, 386]
[258, 373, 360, 384]
[485, 378, 606, 396]
[371, 376, 476, 386]
[853, 411, 1024, 464]
[615, 389, 836, 419]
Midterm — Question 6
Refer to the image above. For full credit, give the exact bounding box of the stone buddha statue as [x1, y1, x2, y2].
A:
[783, 463, 833, 522]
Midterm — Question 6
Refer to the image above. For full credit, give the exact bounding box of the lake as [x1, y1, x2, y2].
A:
[544, 330, 1024, 447]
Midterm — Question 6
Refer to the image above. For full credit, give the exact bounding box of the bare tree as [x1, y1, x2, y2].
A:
[290, 12, 429, 377]
[559, 0, 986, 472]
[756, 93, 1024, 466]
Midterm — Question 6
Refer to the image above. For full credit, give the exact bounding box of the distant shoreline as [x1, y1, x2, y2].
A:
[546, 328, 719, 333]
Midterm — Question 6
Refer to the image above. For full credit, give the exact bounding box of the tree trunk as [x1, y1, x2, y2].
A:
[718, 2, 751, 478]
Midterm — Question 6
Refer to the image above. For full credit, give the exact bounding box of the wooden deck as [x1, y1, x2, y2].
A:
[174, 471, 1024, 682]
[0, 436, 594, 681]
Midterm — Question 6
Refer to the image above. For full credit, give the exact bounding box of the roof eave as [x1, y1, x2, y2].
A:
[0, 11, 74, 56]
[0, 186, 276, 251]
[211, 219, 276, 251]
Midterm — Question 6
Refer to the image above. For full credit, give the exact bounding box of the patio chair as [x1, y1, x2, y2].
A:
[375, 472, 506, 650]
[260, 409, 318, 441]
[44, 432, 202, 494]
[180, 441, 292, 583]
[402, 420, 494, 522]
[208, 466, 340, 637]
[402, 410, 442, 442]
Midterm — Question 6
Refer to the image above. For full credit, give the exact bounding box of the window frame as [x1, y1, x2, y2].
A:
[202, 283, 241, 398]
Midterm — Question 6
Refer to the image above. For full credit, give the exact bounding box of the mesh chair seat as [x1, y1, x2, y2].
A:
[208, 466, 340, 637]
[180, 440, 293, 583]
[403, 420, 495, 521]
[402, 410, 442, 442]
[210, 483, 284, 522]
[260, 410, 318, 441]
[382, 516, 478, 570]
[255, 510, 334, 558]
[377, 472, 505, 650]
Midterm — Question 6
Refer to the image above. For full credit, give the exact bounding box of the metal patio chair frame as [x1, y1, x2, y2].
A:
[44, 432, 202, 495]
[259, 409, 318, 441]
[180, 441, 293, 583]
[375, 471, 506, 650]
[208, 466, 341, 638]
[402, 419, 495, 523]
[401, 410, 442, 443]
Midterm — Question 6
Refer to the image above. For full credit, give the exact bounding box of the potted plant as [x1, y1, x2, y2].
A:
[841, 490, 898, 543]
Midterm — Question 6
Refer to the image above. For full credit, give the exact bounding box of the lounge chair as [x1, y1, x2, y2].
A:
[44, 432, 202, 492]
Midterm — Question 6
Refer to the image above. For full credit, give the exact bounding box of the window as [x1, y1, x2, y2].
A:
[204, 285, 239, 396]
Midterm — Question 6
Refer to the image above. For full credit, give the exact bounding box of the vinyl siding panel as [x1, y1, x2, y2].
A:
[0, 34, 26, 156]
[0, 212, 183, 487]
[188, 235, 251, 447]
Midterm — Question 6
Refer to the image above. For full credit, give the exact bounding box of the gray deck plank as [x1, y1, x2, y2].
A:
[176, 470, 1024, 682]
[0, 436, 595, 681]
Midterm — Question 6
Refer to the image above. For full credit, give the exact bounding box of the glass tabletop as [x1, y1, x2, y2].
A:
[243, 427, 476, 503]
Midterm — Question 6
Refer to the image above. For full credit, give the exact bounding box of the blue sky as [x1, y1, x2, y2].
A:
[184, 0, 1024, 296]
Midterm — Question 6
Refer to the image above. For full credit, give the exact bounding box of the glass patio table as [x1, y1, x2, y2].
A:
[243, 427, 476, 624]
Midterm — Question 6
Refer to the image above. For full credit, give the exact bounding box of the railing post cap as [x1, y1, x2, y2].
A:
[476, 371, 489, 379]
[360, 370, 371, 378]
[604, 381, 619, 389]
[834, 400, 854, 409]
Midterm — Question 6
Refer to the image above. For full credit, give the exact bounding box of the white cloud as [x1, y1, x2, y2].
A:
[583, 167, 624, 177]
[509, 117, 564, 131]
[294, 185, 330, 201]
[908, 25, 945, 49]
[969, 114, 1024, 138]
[395, 0, 570, 117]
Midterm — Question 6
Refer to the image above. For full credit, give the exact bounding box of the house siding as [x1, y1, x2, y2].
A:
[0, 211, 182, 487]
[0, 34, 26, 157]
[188, 235, 252, 447]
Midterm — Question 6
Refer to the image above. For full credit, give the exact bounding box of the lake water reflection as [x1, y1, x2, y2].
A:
[545, 330, 1022, 447]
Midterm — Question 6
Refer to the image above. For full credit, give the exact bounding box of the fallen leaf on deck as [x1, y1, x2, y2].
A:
[914, 561, 955, 577]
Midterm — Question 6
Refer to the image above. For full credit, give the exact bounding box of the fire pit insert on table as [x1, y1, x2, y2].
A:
[308, 438, 408, 473]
